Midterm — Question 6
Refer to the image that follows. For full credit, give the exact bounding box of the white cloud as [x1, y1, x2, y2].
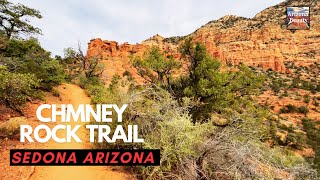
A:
[11, 0, 284, 56]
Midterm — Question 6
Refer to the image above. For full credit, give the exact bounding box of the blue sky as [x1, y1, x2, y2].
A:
[12, 0, 284, 56]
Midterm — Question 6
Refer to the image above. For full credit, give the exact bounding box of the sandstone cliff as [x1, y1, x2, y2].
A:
[87, 0, 320, 82]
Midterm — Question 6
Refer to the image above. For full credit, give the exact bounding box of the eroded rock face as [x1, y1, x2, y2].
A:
[87, 38, 146, 83]
[87, 0, 320, 82]
[87, 36, 180, 83]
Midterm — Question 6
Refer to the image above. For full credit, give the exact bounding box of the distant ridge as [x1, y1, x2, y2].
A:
[87, 0, 320, 82]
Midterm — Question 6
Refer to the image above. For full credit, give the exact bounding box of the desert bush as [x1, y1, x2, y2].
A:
[36, 59, 65, 90]
[122, 70, 132, 77]
[1, 37, 65, 90]
[286, 132, 306, 150]
[0, 117, 27, 138]
[88, 83, 213, 178]
[279, 104, 309, 115]
[286, 104, 297, 112]
[187, 110, 316, 180]
[79, 74, 128, 105]
[0, 66, 39, 110]
[87, 85, 109, 104]
[283, 90, 289, 97]
[200, 137, 315, 179]
[271, 79, 286, 93]
[140, 114, 213, 179]
[79, 75, 103, 89]
[87, 80, 315, 179]
[78, 75, 106, 104]
[122, 70, 134, 81]
[302, 118, 320, 175]
[52, 88, 60, 97]
[290, 77, 319, 93]
[62, 45, 105, 81]
[133, 46, 181, 88]
[304, 94, 311, 103]
[279, 104, 297, 114]
[298, 106, 309, 115]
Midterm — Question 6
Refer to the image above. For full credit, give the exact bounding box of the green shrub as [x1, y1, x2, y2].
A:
[87, 85, 109, 104]
[78, 75, 123, 105]
[32, 90, 46, 101]
[0, 66, 39, 110]
[79, 75, 103, 89]
[271, 79, 285, 93]
[279, 104, 297, 114]
[298, 106, 309, 115]
[1, 38, 65, 90]
[38, 59, 65, 90]
[304, 94, 311, 103]
[302, 118, 320, 174]
[122, 70, 132, 77]
[122, 70, 134, 81]
[133, 46, 181, 88]
[141, 115, 213, 179]
[52, 88, 60, 97]
[286, 104, 297, 112]
[172, 38, 265, 122]
[279, 104, 309, 115]
[0, 117, 27, 138]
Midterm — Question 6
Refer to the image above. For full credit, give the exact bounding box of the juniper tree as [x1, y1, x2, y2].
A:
[0, 0, 42, 38]
[176, 37, 265, 122]
[133, 46, 181, 88]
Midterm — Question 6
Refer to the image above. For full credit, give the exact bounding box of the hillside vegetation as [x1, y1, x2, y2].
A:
[63, 38, 318, 179]
[0, 0, 319, 179]
[0, 0, 65, 134]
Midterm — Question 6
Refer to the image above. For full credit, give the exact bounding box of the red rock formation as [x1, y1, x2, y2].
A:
[87, 0, 320, 82]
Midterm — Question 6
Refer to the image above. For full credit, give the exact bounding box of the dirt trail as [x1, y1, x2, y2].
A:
[27, 84, 133, 180]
